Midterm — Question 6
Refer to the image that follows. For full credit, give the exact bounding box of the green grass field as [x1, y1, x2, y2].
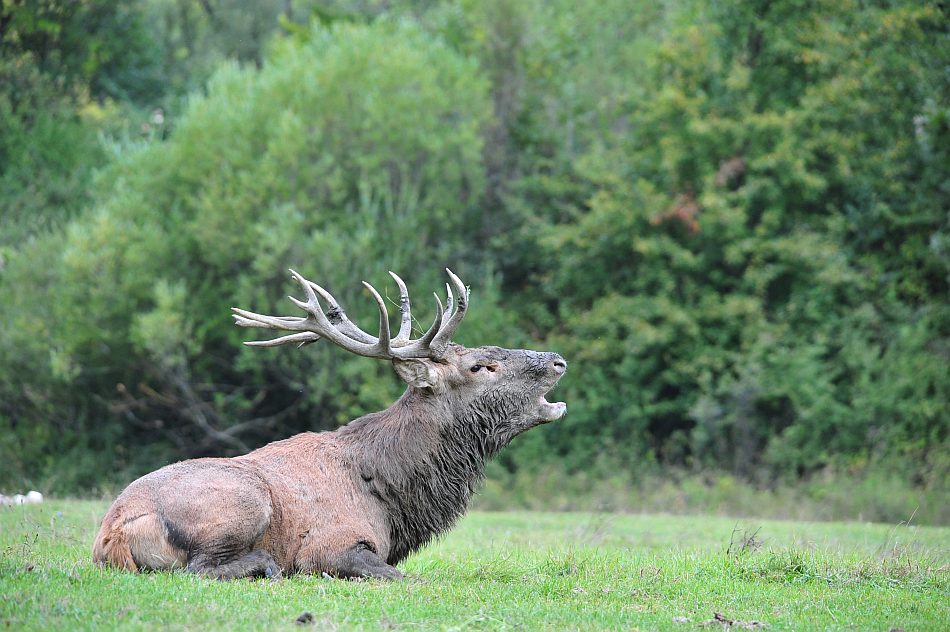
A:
[2, 501, 948, 630]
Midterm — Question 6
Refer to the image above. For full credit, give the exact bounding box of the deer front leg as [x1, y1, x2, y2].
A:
[334, 542, 404, 580]
[295, 534, 403, 580]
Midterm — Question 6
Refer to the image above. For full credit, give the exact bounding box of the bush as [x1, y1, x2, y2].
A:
[0, 18, 494, 490]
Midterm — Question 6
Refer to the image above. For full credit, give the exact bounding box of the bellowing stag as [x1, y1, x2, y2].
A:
[93, 269, 567, 579]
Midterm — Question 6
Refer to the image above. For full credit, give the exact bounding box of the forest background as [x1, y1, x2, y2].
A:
[1, 0, 947, 524]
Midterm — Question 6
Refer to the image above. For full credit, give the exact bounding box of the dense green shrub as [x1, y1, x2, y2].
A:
[492, 0, 949, 484]
[1, 1, 946, 515]
[1, 17, 499, 490]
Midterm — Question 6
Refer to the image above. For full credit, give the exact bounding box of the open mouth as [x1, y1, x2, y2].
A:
[537, 377, 567, 422]
[536, 359, 567, 423]
[538, 397, 567, 423]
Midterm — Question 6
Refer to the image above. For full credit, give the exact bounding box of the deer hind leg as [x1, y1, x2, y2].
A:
[127, 514, 189, 570]
[164, 514, 281, 580]
[187, 549, 282, 580]
[93, 509, 188, 572]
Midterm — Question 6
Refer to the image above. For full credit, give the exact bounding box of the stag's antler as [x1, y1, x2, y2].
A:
[232, 269, 469, 359]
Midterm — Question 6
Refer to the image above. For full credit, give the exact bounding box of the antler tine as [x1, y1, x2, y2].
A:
[305, 280, 376, 344]
[362, 281, 393, 357]
[417, 293, 446, 347]
[389, 271, 412, 346]
[385, 293, 445, 359]
[429, 269, 469, 354]
[233, 270, 386, 357]
[232, 307, 309, 332]
[243, 332, 322, 347]
[443, 283, 454, 321]
[288, 270, 394, 356]
[232, 309, 308, 330]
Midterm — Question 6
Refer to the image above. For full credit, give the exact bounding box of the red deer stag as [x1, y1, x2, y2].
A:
[93, 269, 567, 579]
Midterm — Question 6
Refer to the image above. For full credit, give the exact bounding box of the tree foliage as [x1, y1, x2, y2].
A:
[1, 0, 947, 501]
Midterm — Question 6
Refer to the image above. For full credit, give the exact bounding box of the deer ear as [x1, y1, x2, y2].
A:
[392, 358, 443, 390]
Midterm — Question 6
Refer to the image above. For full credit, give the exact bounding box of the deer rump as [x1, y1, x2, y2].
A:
[93, 269, 567, 580]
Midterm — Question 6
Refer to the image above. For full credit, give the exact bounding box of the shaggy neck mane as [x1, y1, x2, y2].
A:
[337, 388, 504, 564]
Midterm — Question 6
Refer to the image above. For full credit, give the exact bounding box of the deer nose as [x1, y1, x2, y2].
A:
[551, 355, 567, 374]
